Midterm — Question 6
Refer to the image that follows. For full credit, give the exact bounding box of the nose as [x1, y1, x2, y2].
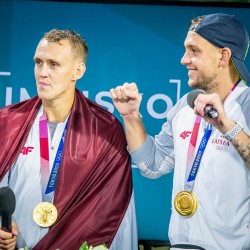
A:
[37, 64, 49, 78]
[180, 52, 190, 66]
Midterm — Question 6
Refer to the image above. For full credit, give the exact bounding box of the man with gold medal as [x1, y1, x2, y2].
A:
[0, 30, 137, 250]
[174, 119, 213, 218]
[110, 13, 250, 250]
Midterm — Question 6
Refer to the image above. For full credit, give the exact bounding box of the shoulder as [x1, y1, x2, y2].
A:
[167, 93, 189, 121]
[87, 96, 122, 130]
[74, 90, 125, 148]
[80, 96, 127, 152]
[0, 96, 39, 117]
[236, 87, 250, 114]
[236, 87, 250, 125]
[76, 89, 122, 128]
[236, 87, 250, 103]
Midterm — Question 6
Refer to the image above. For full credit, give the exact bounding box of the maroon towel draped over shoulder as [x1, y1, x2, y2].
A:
[0, 89, 132, 250]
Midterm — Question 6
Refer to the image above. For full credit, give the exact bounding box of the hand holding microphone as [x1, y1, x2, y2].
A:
[187, 89, 218, 118]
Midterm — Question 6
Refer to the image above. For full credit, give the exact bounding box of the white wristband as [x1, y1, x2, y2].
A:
[224, 122, 243, 141]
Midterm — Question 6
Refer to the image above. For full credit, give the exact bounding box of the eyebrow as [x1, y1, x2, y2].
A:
[184, 42, 200, 49]
[33, 57, 60, 64]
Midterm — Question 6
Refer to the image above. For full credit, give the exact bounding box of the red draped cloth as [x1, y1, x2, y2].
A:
[0, 89, 132, 250]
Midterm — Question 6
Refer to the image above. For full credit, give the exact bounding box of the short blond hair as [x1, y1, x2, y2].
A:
[42, 29, 88, 64]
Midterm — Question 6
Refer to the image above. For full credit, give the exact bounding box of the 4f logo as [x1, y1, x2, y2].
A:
[180, 131, 192, 139]
[21, 146, 34, 155]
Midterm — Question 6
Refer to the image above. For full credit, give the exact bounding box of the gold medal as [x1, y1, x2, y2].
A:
[174, 191, 197, 216]
[33, 202, 58, 227]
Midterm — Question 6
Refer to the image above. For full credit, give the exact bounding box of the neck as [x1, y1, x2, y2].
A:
[219, 67, 241, 102]
[206, 72, 240, 102]
[221, 75, 240, 103]
[42, 97, 74, 122]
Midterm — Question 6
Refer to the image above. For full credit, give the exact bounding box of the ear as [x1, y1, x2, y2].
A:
[72, 63, 86, 81]
[219, 48, 232, 66]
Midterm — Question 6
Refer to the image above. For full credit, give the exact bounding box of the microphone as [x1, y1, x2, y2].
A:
[0, 186, 16, 232]
[187, 89, 218, 118]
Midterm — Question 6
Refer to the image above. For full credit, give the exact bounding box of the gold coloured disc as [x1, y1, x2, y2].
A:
[33, 202, 58, 227]
[174, 191, 197, 216]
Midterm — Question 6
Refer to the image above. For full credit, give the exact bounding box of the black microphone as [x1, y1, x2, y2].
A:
[0, 186, 16, 232]
[187, 89, 218, 118]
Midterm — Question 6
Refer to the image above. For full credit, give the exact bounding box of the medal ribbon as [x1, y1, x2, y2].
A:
[184, 79, 241, 192]
[39, 111, 68, 202]
[185, 124, 212, 191]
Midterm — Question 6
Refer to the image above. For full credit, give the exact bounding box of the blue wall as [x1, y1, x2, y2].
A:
[1, 0, 250, 240]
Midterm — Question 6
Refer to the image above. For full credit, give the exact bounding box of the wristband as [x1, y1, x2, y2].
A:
[223, 122, 243, 141]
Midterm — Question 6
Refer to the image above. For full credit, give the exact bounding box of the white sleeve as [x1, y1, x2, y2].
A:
[109, 191, 138, 250]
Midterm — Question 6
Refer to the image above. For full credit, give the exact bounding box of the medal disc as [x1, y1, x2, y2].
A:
[33, 202, 58, 227]
[174, 191, 197, 216]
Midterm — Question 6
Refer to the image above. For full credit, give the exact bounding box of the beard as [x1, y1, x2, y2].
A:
[189, 72, 218, 93]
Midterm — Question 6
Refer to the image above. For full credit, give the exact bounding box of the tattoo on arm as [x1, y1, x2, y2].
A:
[232, 134, 250, 170]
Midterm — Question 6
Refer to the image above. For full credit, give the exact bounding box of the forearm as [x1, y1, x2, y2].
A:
[128, 120, 175, 178]
[231, 131, 250, 170]
[217, 117, 250, 170]
[122, 112, 147, 152]
[130, 133, 174, 178]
